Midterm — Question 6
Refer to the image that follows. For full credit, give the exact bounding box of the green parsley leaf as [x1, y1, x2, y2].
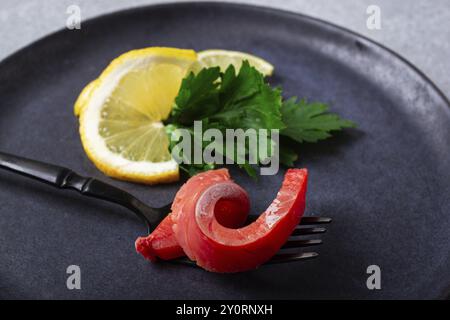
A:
[166, 61, 285, 176]
[165, 123, 216, 175]
[280, 97, 356, 143]
[166, 62, 357, 177]
[239, 163, 258, 180]
[170, 67, 221, 125]
[279, 144, 298, 167]
[211, 61, 285, 131]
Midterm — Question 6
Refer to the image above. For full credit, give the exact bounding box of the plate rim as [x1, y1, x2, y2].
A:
[1, 1, 449, 111]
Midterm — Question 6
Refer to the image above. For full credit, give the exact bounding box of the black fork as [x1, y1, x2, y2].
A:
[0, 151, 331, 266]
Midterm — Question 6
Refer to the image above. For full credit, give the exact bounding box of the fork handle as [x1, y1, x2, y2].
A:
[0, 151, 149, 222]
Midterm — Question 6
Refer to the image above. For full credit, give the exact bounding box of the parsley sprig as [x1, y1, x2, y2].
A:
[165, 61, 356, 177]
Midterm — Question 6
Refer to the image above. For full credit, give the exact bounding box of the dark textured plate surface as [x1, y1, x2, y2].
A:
[1, 2, 449, 299]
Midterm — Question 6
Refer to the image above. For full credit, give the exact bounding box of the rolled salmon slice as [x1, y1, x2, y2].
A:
[135, 214, 184, 261]
[137, 168, 307, 273]
[172, 168, 308, 273]
[135, 169, 250, 261]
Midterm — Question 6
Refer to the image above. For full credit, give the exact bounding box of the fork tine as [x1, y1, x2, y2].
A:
[171, 251, 320, 267]
[291, 226, 326, 236]
[265, 252, 318, 264]
[282, 239, 322, 249]
[300, 217, 332, 225]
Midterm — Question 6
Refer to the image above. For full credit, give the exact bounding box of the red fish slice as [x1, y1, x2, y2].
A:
[172, 168, 307, 272]
[137, 168, 308, 273]
[135, 214, 184, 261]
[135, 169, 250, 261]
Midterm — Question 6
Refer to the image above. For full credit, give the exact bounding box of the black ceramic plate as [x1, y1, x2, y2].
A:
[1, 2, 449, 299]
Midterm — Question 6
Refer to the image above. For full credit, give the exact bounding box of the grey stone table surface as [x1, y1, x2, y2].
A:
[0, 0, 449, 99]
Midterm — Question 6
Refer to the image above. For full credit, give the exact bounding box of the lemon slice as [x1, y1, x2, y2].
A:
[74, 79, 99, 117]
[78, 47, 197, 184]
[197, 49, 274, 76]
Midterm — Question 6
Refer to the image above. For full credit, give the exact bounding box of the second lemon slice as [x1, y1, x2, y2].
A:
[78, 47, 197, 184]
[197, 49, 274, 76]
